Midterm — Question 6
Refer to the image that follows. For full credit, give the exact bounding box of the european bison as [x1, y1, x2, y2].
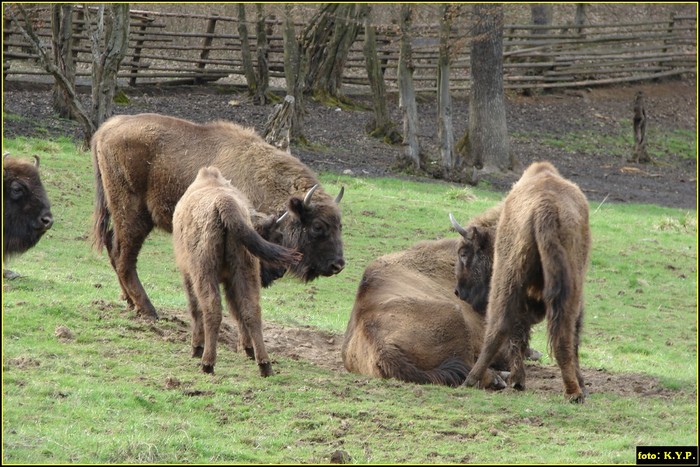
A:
[3, 154, 54, 279]
[173, 167, 302, 376]
[456, 161, 591, 403]
[342, 238, 512, 388]
[92, 113, 345, 320]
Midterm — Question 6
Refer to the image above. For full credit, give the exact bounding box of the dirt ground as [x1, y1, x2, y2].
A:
[3, 77, 696, 398]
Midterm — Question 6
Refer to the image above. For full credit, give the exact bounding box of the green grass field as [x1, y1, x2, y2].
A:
[2, 136, 697, 463]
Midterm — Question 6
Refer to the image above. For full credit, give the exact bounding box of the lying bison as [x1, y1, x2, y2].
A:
[3, 154, 54, 279]
[92, 113, 344, 320]
[173, 167, 301, 376]
[455, 161, 591, 403]
[342, 237, 513, 388]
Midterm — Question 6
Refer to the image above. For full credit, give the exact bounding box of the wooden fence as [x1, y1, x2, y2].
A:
[2, 6, 696, 92]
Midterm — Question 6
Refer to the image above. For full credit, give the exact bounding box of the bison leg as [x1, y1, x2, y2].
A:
[109, 210, 158, 320]
[224, 272, 273, 377]
[507, 321, 532, 391]
[465, 287, 523, 390]
[183, 275, 204, 358]
[550, 300, 586, 403]
[191, 277, 222, 374]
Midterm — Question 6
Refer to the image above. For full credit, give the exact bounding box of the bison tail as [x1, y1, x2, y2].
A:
[377, 348, 469, 387]
[91, 143, 111, 253]
[218, 199, 302, 269]
[534, 211, 573, 356]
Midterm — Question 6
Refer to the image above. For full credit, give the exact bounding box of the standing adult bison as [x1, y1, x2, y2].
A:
[91, 113, 345, 320]
[455, 161, 591, 403]
[3, 154, 54, 279]
[342, 237, 512, 388]
[173, 167, 302, 377]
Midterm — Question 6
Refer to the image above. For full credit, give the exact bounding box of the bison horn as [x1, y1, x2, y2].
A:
[3, 152, 9, 159]
[449, 213, 469, 238]
[334, 186, 345, 204]
[32, 155, 41, 168]
[276, 210, 289, 224]
[303, 184, 319, 206]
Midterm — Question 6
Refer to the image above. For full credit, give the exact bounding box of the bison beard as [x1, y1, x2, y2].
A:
[173, 167, 302, 377]
[3, 154, 54, 279]
[91, 113, 344, 320]
[455, 161, 591, 403]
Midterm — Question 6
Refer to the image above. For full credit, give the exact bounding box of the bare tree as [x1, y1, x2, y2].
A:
[254, 4, 270, 105]
[463, 4, 513, 175]
[51, 4, 75, 119]
[237, 4, 257, 96]
[7, 4, 130, 146]
[363, 5, 400, 144]
[282, 4, 307, 142]
[630, 91, 650, 163]
[397, 4, 422, 170]
[437, 4, 459, 177]
[574, 4, 588, 35]
[301, 4, 365, 102]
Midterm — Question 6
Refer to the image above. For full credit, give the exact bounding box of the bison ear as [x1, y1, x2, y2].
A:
[288, 196, 308, 222]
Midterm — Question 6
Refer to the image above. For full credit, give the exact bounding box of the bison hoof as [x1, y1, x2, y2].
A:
[567, 392, 585, 404]
[258, 361, 274, 377]
[192, 346, 204, 358]
[3, 269, 21, 280]
[202, 364, 215, 374]
[463, 373, 481, 388]
[525, 348, 543, 361]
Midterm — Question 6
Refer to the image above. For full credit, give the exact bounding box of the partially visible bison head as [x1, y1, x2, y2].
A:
[276, 184, 345, 283]
[450, 213, 495, 315]
[3, 154, 54, 268]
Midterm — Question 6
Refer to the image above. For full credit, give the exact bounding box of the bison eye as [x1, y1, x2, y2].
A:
[10, 181, 25, 200]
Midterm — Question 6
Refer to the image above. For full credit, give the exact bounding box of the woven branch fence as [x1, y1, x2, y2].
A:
[3, 6, 696, 92]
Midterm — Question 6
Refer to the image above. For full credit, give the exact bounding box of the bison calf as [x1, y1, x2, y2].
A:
[173, 167, 301, 377]
[456, 161, 591, 403]
[3, 154, 54, 279]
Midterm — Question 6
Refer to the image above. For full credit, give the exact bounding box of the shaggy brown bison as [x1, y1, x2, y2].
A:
[342, 238, 512, 388]
[92, 113, 344, 320]
[3, 154, 54, 279]
[173, 167, 302, 376]
[456, 161, 591, 403]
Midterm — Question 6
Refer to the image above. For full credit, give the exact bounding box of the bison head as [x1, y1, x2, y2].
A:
[449, 213, 494, 315]
[276, 184, 345, 283]
[3, 155, 54, 260]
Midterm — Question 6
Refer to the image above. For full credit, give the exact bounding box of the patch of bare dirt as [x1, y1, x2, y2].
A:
[152, 306, 685, 401]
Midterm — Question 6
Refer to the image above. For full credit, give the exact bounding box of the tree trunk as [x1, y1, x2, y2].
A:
[254, 4, 269, 105]
[397, 4, 421, 170]
[263, 95, 295, 152]
[466, 4, 512, 173]
[51, 4, 75, 119]
[630, 91, 650, 163]
[438, 4, 458, 176]
[283, 4, 305, 142]
[301, 4, 365, 102]
[238, 4, 257, 96]
[87, 4, 130, 143]
[574, 4, 587, 35]
[363, 5, 400, 144]
[531, 4, 553, 31]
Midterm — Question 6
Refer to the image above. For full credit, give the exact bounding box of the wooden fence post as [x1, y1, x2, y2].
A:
[195, 14, 218, 84]
[129, 18, 152, 86]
